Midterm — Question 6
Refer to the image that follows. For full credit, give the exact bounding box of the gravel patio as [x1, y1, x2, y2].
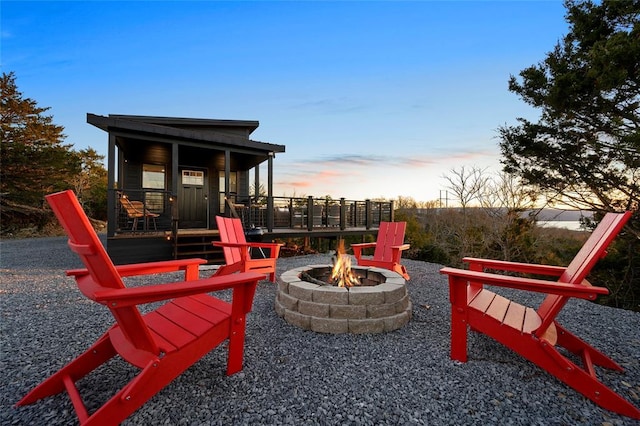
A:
[1, 236, 639, 425]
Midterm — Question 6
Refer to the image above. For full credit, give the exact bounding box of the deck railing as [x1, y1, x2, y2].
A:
[232, 196, 394, 231]
[110, 189, 394, 235]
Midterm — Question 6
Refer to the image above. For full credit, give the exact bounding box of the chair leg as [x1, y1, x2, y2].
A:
[226, 284, 257, 375]
[450, 305, 468, 362]
[83, 353, 199, 425]
[226, 321, 247, 376]
[554, 323, 623, 371]
[533, 339, 640, 419]
[17, 333, 116, 406]
[394, 264, 410, 280]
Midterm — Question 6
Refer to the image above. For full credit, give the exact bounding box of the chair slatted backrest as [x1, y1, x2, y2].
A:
[559, 212, 631, 284]
[216, 216, 247, 266]
[120, 196, 145, 218]
[374, 222, 407, 262]
[535, 212, 632, 333]
[46, 190, 159, 354]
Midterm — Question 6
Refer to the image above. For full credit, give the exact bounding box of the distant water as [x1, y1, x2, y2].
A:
[538, 220, 587, 231]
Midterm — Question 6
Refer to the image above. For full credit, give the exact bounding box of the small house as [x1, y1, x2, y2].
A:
[88, 113, 285, 264]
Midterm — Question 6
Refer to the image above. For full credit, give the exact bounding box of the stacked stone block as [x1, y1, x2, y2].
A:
[275, 265, 412, 334]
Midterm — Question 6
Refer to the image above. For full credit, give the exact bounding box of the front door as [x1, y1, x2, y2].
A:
[179, 169, 208, 228]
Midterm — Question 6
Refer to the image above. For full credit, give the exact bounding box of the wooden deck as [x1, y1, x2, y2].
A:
[263, 226, 378, 240]
[107, 226, 379, 265]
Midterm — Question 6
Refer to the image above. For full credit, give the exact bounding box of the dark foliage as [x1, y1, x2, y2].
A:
[496, 0, 639, 311]
[1, 72, 108, 231]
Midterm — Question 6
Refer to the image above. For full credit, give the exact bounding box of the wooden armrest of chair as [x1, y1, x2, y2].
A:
[247, 242, 283, 257]
[213, 241, 282, 260]
[392, 244, 411, 251]
[246, 242, 284, 249]
[351, 242, 376, 249]
[67, 259, 207, 280]
[462, 257, 567, 276]
[213, 241, 252, 249]
[214, 240, 282, 250]
[440, 267, 608, 300]
[93, 271, 265, 307]
[351, 242, 376, 257]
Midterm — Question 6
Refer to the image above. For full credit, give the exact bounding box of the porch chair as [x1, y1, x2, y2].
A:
[213, 215, 284, 282]
[119, 194, 159, 231]
[351, 221, 411, 280]
[440, 211, 640, 419]
[16, 190, 264, 425]
[327, 204, 340, 227]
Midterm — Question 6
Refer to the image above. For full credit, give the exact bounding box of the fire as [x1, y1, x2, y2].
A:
[331, 239, 361, 287]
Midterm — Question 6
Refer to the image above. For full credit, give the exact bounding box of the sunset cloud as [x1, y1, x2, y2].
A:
[282, 149, 494, 172]
[271, 147, 500, 200]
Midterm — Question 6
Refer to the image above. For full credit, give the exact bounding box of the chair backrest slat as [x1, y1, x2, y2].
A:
[374, 222, 407, 262]
[216, 216, 246, 265]
[536, 212, 631, 330]
[559, 212, 631, 284]
[46, 190, 159, 354]
[120, 196, 144, 218]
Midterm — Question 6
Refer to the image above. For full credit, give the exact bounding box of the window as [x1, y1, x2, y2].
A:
[219, 171, 238, 211]
[182, 170, 204, 186]
[143, 164, 165, 189]
[143, 164, 165, 212]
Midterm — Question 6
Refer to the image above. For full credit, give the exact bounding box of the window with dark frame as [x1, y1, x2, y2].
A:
[142, 164, 165, 212]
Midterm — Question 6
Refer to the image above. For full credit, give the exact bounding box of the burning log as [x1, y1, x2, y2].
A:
[300, 272, 333, 286]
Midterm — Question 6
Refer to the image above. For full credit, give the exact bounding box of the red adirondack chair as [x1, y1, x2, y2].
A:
[212, 216, 283, 282]
[351, 221, 410, 280]
[440, 211, 640, 419]
[16, 190, 264, 425]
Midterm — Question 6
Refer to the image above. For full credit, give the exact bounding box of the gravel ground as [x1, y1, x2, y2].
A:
[1, 236, 639, 426]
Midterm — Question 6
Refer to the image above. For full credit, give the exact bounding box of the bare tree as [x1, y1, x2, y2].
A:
[442, 166, 489, 212]
[479, 172, 540, 213]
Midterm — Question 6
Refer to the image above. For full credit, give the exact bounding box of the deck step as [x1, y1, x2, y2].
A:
[173, 234, 223, 264]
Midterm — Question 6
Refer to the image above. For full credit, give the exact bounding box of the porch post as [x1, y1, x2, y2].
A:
[107, 133, 116, 237]
[224, 149, 231, 215]
[267, 152, 274, 232]
[365, 199, 372, 230]
[254, 164, 260, 200]
[307, 196, 313, 232]
[172, 143, 179, 195]
[172, 143, 179, 232]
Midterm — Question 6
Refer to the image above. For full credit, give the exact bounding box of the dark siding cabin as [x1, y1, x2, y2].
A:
[88, 113, 285, 264]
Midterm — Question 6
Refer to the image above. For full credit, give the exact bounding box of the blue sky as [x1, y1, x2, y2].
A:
[2, 1, 568, 202]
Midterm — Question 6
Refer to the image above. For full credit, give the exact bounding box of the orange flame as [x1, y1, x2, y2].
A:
[331, 239, 360, 287]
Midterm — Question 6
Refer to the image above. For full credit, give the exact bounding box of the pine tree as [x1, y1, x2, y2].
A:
[498, 0, 639, 310]
[1, 72, 81, 206]
[498, 0, 639, 214]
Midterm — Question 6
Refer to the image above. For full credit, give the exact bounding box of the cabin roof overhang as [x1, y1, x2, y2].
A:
[106, 114, 262, 133]
[87, 113, 286, 162]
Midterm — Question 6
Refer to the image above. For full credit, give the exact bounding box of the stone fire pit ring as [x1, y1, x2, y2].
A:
[275, 264, 412, 334]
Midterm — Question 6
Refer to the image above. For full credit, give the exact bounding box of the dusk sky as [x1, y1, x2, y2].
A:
[2, 1, 569, 202]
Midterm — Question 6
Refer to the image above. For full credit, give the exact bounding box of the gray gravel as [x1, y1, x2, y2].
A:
[1, 236, 639, 426]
